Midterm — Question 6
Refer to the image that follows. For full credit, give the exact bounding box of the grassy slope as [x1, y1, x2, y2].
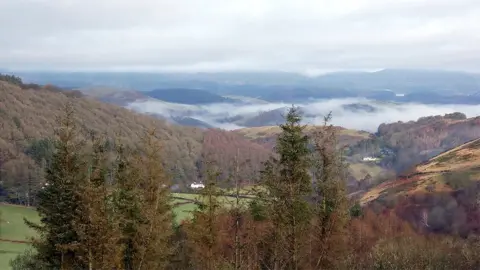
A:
[361, 138, 480, 205]
[234, 125, 371, 140]
[348, 163, 385, 181]
[0, 204, 40, 269]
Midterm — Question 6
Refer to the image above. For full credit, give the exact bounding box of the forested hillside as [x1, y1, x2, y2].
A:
[348, 112, 480, 173]
[0, 80, 205, 202]
[359, 137, 480, 238]
[0, 79, 277, 204]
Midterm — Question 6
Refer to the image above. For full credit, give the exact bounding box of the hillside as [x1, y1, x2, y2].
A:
[78, 87, 149, 106]
[0, 80, 284, 204]
[201, 129, 272, 185]
[363, 138, 480, 203]
[233, 125, 384, 185]
[361, 138, 480, 235]
[0, 81, 206, 202]
[347, 112, 480, 173]
[143, 88, 234, 104]
[234, 125, 371, 148]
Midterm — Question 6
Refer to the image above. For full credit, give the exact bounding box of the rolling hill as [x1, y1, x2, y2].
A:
[360, 138, 480, 235]
[0, 80, 280, 205]
[78, 87, 150, 106]
[347, 112, 480, 174]
[361, 138, 480, 205]
[143, 88, 235, 104]
[0, 81, 205, 186]
[234, 125, 371, 148]
[232, 125, 387, 186]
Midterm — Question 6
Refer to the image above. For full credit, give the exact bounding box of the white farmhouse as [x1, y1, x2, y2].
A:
[190, 182, 205, 189]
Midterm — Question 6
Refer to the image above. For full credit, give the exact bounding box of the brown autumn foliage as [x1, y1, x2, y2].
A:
[0, 80, 286, 204]
[376, 113, 480, 171]
[201, 129, 271, 185]
[177, 206, 480, 270]
[0, 80, 204, 188]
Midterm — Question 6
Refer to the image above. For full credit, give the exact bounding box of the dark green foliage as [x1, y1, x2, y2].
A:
[24, 138, 55, 167]
[25, 103, 86, 269]
[248, 198, 267, 221]
[112, 144, 142, 270]
[0, 73, 23, 86]
[275, 107, 312, 195]
[10, 249, 47, 270]
[257, 106, 313, 269]
[350, 202, 363, 217]
[13, 116, 22, 129]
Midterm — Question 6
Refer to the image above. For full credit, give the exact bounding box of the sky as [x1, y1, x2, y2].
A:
[2, 0, 480, 73]
[127, 97, 480, 131]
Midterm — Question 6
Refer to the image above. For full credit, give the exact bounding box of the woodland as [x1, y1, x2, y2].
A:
[2, 75, 480, 269]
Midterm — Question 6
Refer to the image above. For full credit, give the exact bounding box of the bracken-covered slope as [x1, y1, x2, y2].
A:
[361, 138, 480, 205]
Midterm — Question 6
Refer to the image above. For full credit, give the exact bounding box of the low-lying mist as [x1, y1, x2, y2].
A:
[127, 97, 480, 132]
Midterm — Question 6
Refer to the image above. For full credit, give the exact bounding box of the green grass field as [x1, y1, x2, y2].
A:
[0, 204, 40, 269]
[0, 192, 252, 268]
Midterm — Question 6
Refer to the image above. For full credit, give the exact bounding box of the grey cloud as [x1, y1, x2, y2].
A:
[1, 0, 480, 72]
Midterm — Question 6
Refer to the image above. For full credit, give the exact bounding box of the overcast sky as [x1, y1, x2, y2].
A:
[2, 0, 480, 73]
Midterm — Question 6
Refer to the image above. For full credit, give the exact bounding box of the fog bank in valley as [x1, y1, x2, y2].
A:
[127, 98, 480, 132]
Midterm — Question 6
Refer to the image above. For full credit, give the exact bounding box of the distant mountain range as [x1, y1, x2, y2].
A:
[7, 69, 480, 105]
[6, 69, 479, 90]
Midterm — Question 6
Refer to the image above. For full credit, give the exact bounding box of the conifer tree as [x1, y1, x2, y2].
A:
[112, 142, 142, 270]
[310, 113, 350, 269]
[25, 102, 86, 269]
[113, 129, 174, 270]
[185, 161, 226, 270]
[258, 106, 312, 269]
[72, 133, 123, 269]
[133, 129, 175, 269]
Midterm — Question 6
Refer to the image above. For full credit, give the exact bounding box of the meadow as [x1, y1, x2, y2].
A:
[0, 204, 40, 270]
[0, 192, 252, 268]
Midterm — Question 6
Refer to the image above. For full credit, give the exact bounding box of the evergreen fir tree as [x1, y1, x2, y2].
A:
[113, 129, 174, 270]
[258, 106, 312, 269]
[133, 129, 175, 269]
[185, 161, 226, 270]
[112, 142, 142, 270]
[25, 102, 86, 269]
[73, 133, 123, 269]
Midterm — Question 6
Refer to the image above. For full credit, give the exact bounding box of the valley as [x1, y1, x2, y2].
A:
[2, 71, 480, 268]
[4, 1, 480, 267]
